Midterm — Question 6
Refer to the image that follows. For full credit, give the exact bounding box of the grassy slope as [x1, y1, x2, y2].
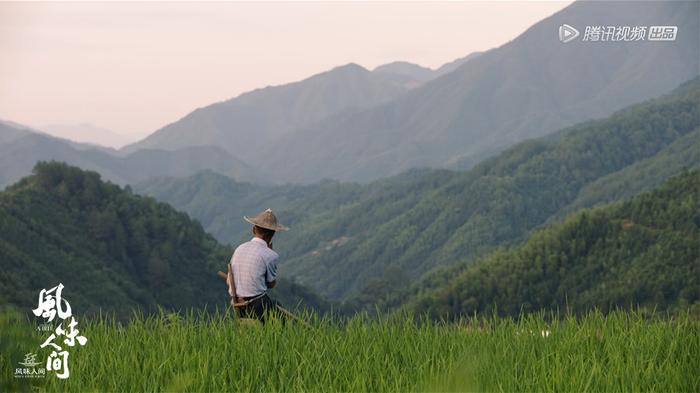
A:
[1, 308, 697, 392]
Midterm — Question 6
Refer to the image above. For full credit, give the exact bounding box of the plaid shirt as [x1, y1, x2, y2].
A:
[229, 237, 279, 297]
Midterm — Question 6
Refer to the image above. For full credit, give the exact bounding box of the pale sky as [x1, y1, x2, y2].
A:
[0, 1, 572, 145]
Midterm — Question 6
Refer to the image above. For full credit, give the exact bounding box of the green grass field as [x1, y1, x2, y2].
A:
[2, 308, 698, 392]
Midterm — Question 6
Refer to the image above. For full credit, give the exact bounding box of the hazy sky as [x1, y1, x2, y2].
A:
[0, 1, 572, 143]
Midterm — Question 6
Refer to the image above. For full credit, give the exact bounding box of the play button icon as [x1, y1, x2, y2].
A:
[559, 24, 579, 43]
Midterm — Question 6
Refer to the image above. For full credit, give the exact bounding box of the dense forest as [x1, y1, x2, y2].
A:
[408, 171, 700, 318]
[557, 127, 699, 216]
[0, 162, 331, 319]
[136, 171, 368, 243]
[137, 77, 700, 302]
[4, 79, 697, 320]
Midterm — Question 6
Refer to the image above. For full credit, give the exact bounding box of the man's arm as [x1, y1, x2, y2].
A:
[265, 255, 278, 289]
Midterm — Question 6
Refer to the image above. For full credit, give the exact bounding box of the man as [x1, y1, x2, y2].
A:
[228, 208, 289, 323]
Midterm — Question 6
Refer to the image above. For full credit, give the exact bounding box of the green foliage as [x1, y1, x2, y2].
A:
[0, 162, 331, 320]
[2, 308, 697, 392]
[411, 171, 700, 318]
[138, 78, 700, 304]
[135, 171, 367, 244]
[558, 128, 700, 215]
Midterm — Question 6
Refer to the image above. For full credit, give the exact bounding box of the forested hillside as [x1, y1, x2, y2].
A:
[138, 78, 699, 302]
[557, 128, 700, 216]
[0, 162, 330, 319]
[136, 171, 367, 243]
[410, 171, 700, 318]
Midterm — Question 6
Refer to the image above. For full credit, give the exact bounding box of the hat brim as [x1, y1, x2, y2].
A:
[244, 216, 289, 231]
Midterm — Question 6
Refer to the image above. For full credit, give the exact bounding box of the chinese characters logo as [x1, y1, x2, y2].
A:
[15, 283, 88, 380]
[559, 24, 678, 43]
[14, 353, 45, 378]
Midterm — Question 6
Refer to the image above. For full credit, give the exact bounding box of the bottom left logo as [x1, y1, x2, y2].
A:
[14, 352, 46, 379]
[13, 282, 88, 380]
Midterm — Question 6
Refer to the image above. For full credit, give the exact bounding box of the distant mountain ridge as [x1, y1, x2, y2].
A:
[125, 52, 486, 162]
[257, 0, 699, 182]
[4, 2, 696, 188]
[0, 120, 115, 153]
[372, 52, 484, 81]
[122, 63, 415, 163]
[39, 123, 134, 149]
[371, 53, 483, 88]
[0, 121, 266, 189]
[137, 77, 700, 301]
[0, 51, 484, 188]
[373, 61, 434, 82]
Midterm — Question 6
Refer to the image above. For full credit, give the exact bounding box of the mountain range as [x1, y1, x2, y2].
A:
[127, 0, 699, 183]
[6, 77, 691, 318]
[0, 55, 482, 188]
[2, 78, 697, 317]
[1, 0, 698, 318]
[372, 52, 483, 86]
[0, 121, 265, 189]
[124, 51, 485, 163]
[122, 63, 420, 165]
[137, 77, 700, 302]
[39, 123, 136, 149]
[2, 1, 697, 187]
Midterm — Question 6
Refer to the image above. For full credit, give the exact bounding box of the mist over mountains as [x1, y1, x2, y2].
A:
[39, 123, 135, 149]
[257, 0, 698, 182]
[1, 1, 697, 188]
[122, 63, 418, 165]
[0, 121, 264, 188]
[130, 0, 698, 184]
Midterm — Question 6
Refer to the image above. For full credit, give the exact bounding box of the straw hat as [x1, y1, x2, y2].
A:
[244, 208, 289, 231]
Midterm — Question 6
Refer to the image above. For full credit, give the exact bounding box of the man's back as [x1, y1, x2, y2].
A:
[230, 237, 279, 297]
